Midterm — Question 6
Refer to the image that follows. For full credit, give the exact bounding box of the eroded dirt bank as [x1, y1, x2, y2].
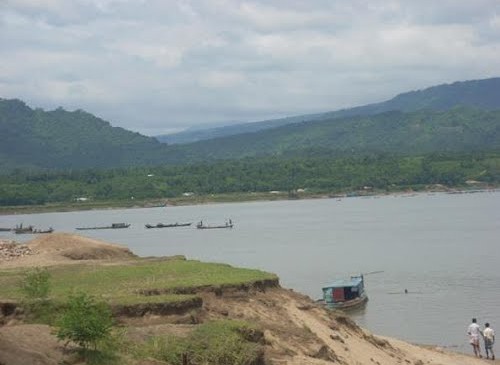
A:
[0, 234, 494, 365]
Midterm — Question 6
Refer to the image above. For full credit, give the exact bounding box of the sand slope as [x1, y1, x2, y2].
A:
[199, 288, 494, 365]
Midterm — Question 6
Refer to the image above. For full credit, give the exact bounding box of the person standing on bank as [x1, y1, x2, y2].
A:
[468, 318, 483, 358]
[484, 323, 495, 360]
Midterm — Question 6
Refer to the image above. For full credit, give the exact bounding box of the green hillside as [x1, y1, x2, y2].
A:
[173, 107, 500, 160]
[1, 78, 500, 171]
[0, 99, 171, 170]
[157, 77, 500, 144]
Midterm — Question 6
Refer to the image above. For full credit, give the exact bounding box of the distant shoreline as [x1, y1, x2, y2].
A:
[0, 185, 498, 216]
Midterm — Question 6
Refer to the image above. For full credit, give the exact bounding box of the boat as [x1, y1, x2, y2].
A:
[320, 275, 368, 309]
[196, 220, 233, 229]
[13, 224, 34, 234]
[76, 223, 130, 230]
[13, 224, 54, 234]
[145, 222, 192, 229]
[32, 228, 54, 234]
[0, 227, 12, 232]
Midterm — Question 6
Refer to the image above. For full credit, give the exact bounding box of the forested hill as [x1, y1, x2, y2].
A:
[172, 107, 500, 159]
[0, 99, 170, 169]
[157, 77, 500, 144]
[1, 98, 500, 172]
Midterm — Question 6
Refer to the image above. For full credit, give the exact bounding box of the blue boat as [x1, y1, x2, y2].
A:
[321, 275, 368, 309]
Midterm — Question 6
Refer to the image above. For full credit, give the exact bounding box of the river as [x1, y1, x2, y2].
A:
[1, 190, 499, 353]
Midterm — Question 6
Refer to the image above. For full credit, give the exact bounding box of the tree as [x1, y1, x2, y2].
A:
[57, 292, 114, 350]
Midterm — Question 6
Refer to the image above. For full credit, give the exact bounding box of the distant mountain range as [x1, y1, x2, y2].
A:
[1, 77, 499, 171]
[171, 107, 500, 160]
[156, 77, 500, 144]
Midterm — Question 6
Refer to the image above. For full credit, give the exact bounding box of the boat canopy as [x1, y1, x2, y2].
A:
[322, 276, 365, 304]
[322, 276, 363, 291]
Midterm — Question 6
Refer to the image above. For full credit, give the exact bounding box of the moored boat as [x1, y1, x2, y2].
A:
[320, 275, 368, 309]
[33, 228, 54, 234]
[13, 224, 34, 234]
[76, 223, 130, 230]
[145, 222, 192, 229]
[196, 220, 233, 229]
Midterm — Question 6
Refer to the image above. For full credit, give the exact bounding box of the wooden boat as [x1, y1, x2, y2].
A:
[145, 222, 192, 229]
[196, 220, 233, 229]
[320, 275, 368, 309]
[13, 224, 34, 234]
[13, 225, 53, 234]
[33, 228, 54, 234]
[76, 223, 130, 230]
[0, 227, 12, 232]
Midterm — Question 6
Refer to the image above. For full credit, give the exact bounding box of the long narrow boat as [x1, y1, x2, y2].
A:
[319, 275, 368, 310]
[76, 223, 130, 230]
[196, 221, 233, 229]
[0, 227, 12, 232]
[145, 222, 192, 229]
[32, 228, 54, 234]
[13, 224, 34, 234]
[13, 225, 53, 234]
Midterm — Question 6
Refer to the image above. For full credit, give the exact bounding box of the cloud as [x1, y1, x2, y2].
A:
[1, 0, 499, 135]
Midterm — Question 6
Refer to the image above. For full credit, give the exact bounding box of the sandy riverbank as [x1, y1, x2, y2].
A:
[0, 233, 497, 365]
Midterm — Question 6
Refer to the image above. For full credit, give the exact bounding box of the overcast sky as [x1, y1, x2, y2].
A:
[1, 0, 500, 135]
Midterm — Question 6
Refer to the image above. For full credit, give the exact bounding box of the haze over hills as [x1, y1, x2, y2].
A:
[156, 77, 500, 145]
[1, 77, 500, 171]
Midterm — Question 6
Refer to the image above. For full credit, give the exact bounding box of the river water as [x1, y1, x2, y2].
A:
[1, 191, 499, 352]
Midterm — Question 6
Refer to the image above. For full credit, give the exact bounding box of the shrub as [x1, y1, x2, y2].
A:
[56, 292, 114, 351]
[20, 267, 51, 300]
[140, 320, 263, 365]
[20, 267, 56, 323]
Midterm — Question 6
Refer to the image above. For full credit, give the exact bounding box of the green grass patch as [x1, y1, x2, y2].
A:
[0, 259, 277, 306]
[133, 319, 264, 365]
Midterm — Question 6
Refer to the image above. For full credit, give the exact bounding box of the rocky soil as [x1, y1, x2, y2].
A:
[0, 240, 35, 261]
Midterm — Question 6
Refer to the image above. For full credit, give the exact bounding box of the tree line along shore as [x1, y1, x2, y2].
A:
[0, 151, 499, 213]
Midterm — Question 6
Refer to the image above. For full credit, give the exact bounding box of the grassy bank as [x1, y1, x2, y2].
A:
[0, 252, 276, 364]
[0, 258, 278, 306]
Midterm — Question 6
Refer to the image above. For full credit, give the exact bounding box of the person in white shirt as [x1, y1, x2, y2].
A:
[467, 318, 482, 358]
[483, 322, 495, 360]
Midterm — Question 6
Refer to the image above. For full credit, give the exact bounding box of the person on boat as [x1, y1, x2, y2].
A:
[483, 322, 495, 360]
[467, 318, 483, 358]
